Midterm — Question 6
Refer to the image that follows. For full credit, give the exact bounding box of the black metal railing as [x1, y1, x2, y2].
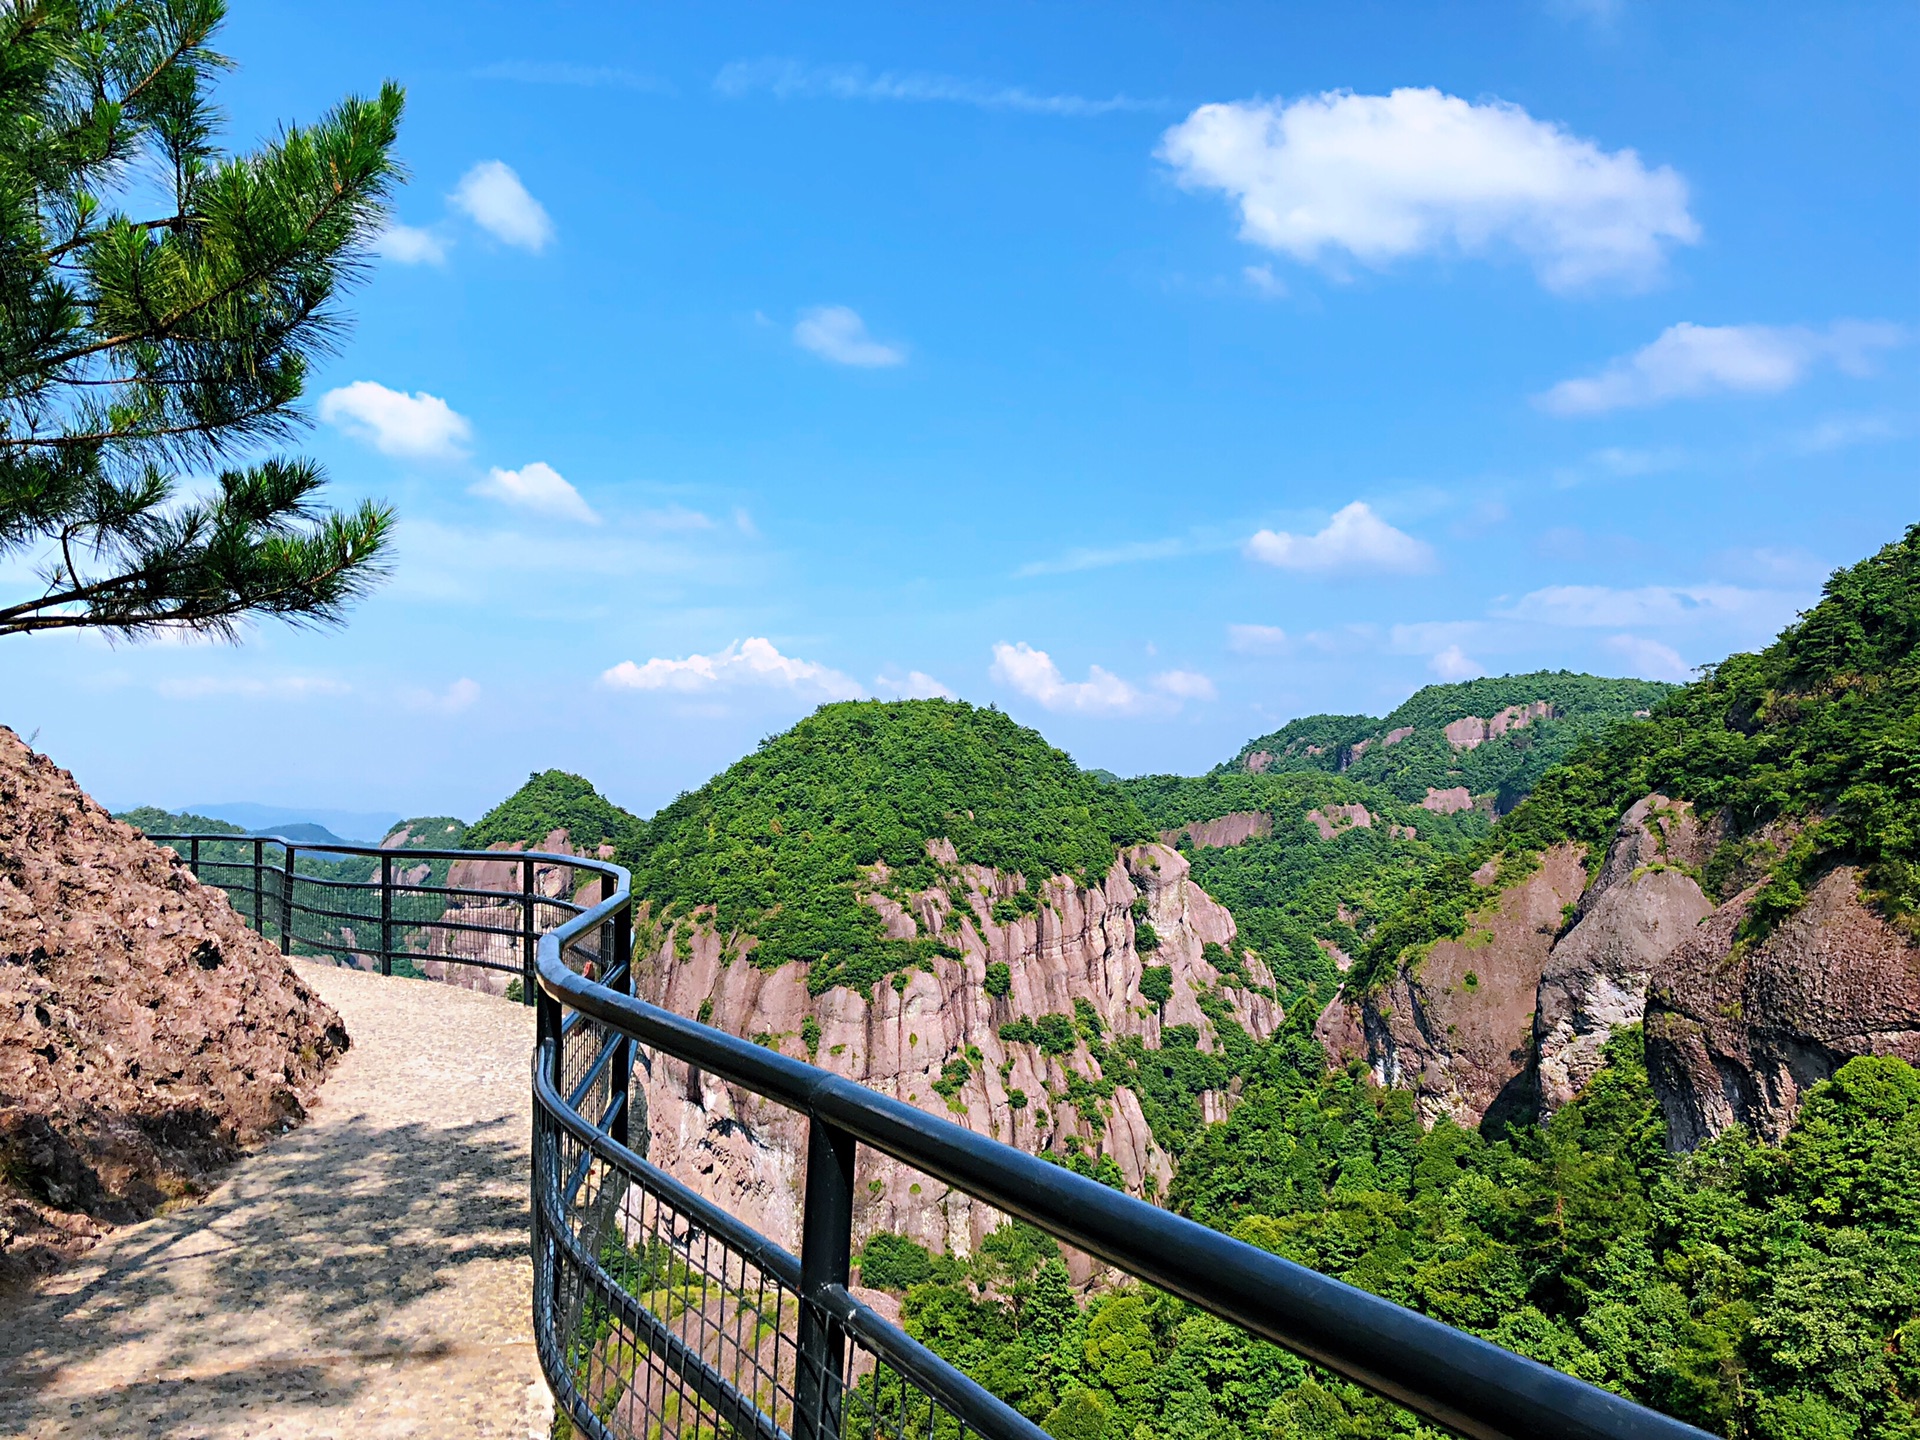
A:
[157, 828, 1712, 1440]
[150, 832, 610, 999]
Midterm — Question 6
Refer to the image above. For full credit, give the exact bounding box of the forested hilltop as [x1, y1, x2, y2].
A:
[1227, 671, 1673, 812]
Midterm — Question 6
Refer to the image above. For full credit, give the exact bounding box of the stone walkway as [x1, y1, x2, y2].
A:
[0, 963, 552, 1439]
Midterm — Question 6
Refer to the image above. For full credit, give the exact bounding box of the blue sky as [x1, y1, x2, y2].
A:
[7, 0, 1916, 822]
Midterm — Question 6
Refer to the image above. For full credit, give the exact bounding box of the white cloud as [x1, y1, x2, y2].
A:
[1159, 86, 1697, 291]
[470, 462, 598, 524]
[1498, 583, 1790, 627]
[1604, 634, 1690, 682]
[155, 675, 350, 701]
[793, 306, 906, 367]
[319, 381, 472, 459]
[1539, 321, 1906, 415]
[1246, 502, 1435, 576]
[450, 160, 555, 252]
[1015, 537, 1202, 577]
[403, 677, 482, 713]
[1153, 669, 1217, 700]
[603, 638, 863, 699]
[1429, 644, 1486, 681]
[1243, 264, 1288, 298]
[874, 670, 955, 699]
[714, 58, 1152, 117]
[373, 222, 448, 264]
[1390, 620, 1484, 655]
[1227, 623, 1290, 655]
[990, 642, 1145, 716]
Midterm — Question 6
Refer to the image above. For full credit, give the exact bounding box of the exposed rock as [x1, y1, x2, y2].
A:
[1315, 845, 1588, 1127]
[1421, 787, 1474, 815]
[1383, 726, 1415, 747]
[1533, 797, 1715, 1113]
[1645, 865, 1920, 1149]
[1242, 751, 1274, 774]
[1158, 811, 1272, 851]
[634, 843, 1277, 1260]
[1314, 937, 1353, 973]
[0, 728, 346, 1285]
[1305, 804, 1373, 840]
[422, 828, 606, 996]
[1444, 702, 1554, 752]
[1340, 739, 1371, 769]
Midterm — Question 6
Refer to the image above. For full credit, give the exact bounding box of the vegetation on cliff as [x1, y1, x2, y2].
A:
[1354, 522, 1920, 989]
[626, 700, 1150, 993]
[464, 770, 640, 852]
[1119, 770, 1483, 1001]
[1225, 672, 1673, 811]
[868, 1033, 1920, 1439]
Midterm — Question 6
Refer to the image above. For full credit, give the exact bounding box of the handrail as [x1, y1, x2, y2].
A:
[152, 825, 1710, 1440]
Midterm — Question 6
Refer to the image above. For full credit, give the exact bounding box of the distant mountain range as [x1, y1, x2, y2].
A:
[174, 803, 403, 844]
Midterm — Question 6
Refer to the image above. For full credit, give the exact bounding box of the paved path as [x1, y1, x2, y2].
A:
[0, 963, 552, 1439]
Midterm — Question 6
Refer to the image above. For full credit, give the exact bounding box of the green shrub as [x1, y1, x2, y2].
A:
[983, 961, 1012, 998]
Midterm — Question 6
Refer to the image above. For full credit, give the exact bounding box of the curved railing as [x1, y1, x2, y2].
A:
[156, 831, 1711, 1440]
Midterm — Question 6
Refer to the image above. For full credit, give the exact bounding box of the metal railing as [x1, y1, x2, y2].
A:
[157, 829, 1711, 1440]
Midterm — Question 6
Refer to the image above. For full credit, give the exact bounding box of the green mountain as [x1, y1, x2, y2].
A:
[626, 699, 1150, 993]
[1226, 671, 1675, 812]
[1357, 522, 1920, 988]
[464, 769, 641, 853]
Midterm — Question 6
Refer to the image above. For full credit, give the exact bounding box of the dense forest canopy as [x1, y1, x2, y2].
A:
[1224, 671, 1675, 811]
[854, 1033, 1920, 1440]
[463, 769, 640, 853]
[625, 700, 1151, 992]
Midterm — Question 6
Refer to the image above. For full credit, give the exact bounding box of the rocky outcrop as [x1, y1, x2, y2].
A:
[1306, 804, 1373, 839]
[0, 728, 346, 1284]
[634, 842, 1276, 1259]
[1421, 787, 1474, 814]
[1159, 811, 1271, 851]
[1645, 866, 1920, 1149]
[1533, 797, 1716, 1112]
[1444, 702, 1554, 751]
[422, 828, 610, 995]
[1314, 845, 1588, 1127]
[1383, 726, 1415, 747]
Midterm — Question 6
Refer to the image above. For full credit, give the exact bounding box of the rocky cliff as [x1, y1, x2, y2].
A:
[1646, 865, 1920, 1149]
[422, 828, 613, 995]
[1533, 795, 1717, 1112]
[0, 728, 346, 1284]
[1314, 844, 1588, 1126]
[633, 841, 1275, 1259]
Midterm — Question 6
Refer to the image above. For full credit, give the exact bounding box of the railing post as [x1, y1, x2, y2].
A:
[252, 838, 264, 935]
[522, 855, 537, 999]
[380, 852, 393, 977]
[608, 874, 633, 1147]
[797, 1119, 855, 1440]
[280, 844, 295, 955]
[189, 834, 200, 881]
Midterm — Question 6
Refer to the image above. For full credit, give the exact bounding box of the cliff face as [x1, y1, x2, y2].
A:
[0, 728, 346, 1284]
[422, 828, 612, 994]
[1645, 865, 1920, 1149]
[631, 842, 1275, 1258]
[1533, 796, 1717, 1112]
[1313, 844, 1588, 1127]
